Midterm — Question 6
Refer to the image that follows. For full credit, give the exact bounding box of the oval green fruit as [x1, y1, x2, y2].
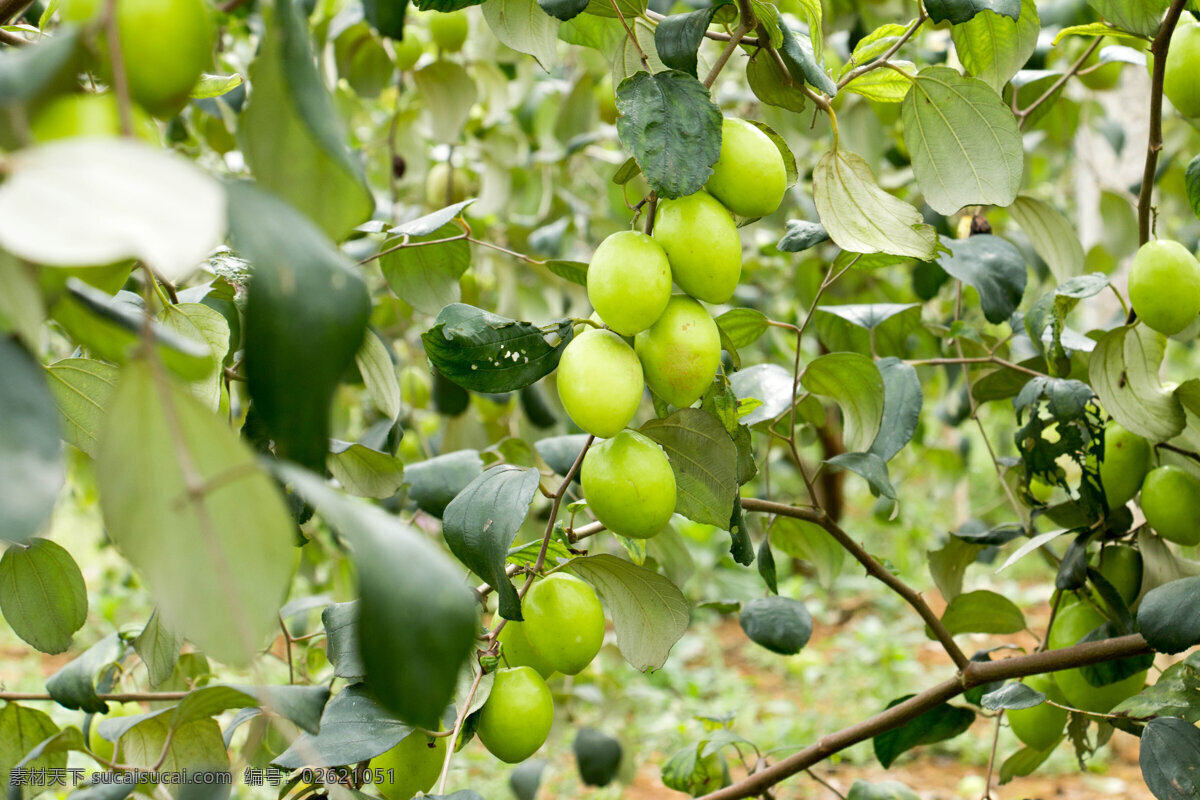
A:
[1078, 39, 1123, 91]
[1165, 17, 1200, 118]
[395, 35, 423, 71]
[1099, 423, 1151, 509]
[116, 0, 215, 117]
[370, 730, 446, 800]
[1007, 673, 1067, 751]
[595, 74, 617, 125]
[581, 430, 676, 539]
[1095, 544, 1143, 606]
[523, 573, 605, 675]
[705, 118, 787, 219]
[426, 163, 472, 207]
[87, 702, 143, 763]
[30, 93, 158, 143]
[556, 329, 644, 438]
[1128, 239, 1200, 335]
[399, 365, 432, 410]
[653, 192, 742, 304]
[587, 231, 672, 336]
[1048, 603, 1146, 713]
[429, 10, 468, 52]
[635, 295, 721, 409]
[476, 666, 554, 763]
[496, 619, 556, 680]
[1140, 465, 1200, 546]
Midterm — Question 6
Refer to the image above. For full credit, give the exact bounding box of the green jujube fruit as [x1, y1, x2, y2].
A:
[581, 430, 676, 539]
[370, 730, 447, 800]
[522, 573, 605, 675]
[476, 666, 554, 763]
[555, 329, 644, 438]
[1140, 465, 1200, 546]
[652, 192, 742, 304]
[1048, 603, 1146, 713]
[1007, 673, 1068, 751]
[496, 619, 556, 680]
[586, 231, 672, 336]
[635, 296, 721, 409]
[1099, 423, 1152, 508]
[1127, 239, 1200, 335]
[704, 118, 787, 219]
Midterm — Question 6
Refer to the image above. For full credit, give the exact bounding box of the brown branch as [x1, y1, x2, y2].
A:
[0, 26, 28, 45]
[0, 0, 32, 24]
[703, 0, 755, 89]
[1138, 0, 1190, 246]
[103, 0, 134, 137]
[740, 498, 970, 669]
[698, 634, 1152, 800]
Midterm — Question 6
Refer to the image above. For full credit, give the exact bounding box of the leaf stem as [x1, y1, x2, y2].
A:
[609, 0, 650, 72]
[1016, 37, 1101, 129]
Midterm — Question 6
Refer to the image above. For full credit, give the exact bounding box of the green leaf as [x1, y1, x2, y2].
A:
[938, 589, 1025, 636]
[482, 0, 560, 68]
[770, 517, 844, 586]
[738, 596, 812, 655]
[355, 330, 402, 422]
[239, 0, 371, 241]
[951, 0, 1039, 92]
[981, 682, 1045, 711]
[847, 780, 920, 800]
[1089, 325, 1185, 442]
[189, 72, 244, 98]
[639, 408, 738, 528]
[801, 352, 884, 452]
[928, 535, 984, 602]
[584, 0, 645, 18]
[729, 363, 793, 426]
[746, 46, 807, 112]
[405, 449, 485, 517]
[845, 22, 914, 68]
[280, 466, 479, 728]
[0, 254, 45, 348]
[380, 223, 471, 314]
[229, 181, 371, 472]
[328, 442, 405, 499]
[812, 148, 940, 260]
[777, 220, 829, 252]
[43, 359, 118, 459]
[1187, 156, 1200, 222]
[716, 309, 769, 349]
[925, 0, 1019, 25]
[1138, 576, 1200, 655]
[116, 714, 230, 782]
[159, 302, 231, 412]
[868, 358, 922, 462]
[1008, 195, 1086, 282]
[322, 601, 364, 681]
[416, 0, 486, 9]
[1051, 23, 1151, 47]
[364, 0, 406, 37]
[133, 610, 181, 688]
[545, 259, 588, 286]
[615, 69, 722, 200]
[841, 63, 915, 101]
[565, 554, 689, 671]
[0, 338, 62, 545]
[0, 703, 63, 800]
[999, 744, 1055, 783]
[612, 18, 666, 86]
[1087, 0, 1171, 37]
[873, 698, 975, 767]
[45, 633, 125, 713]
[1112, 651, 1200, 722]
[654, 6, 721, 78]
[0, 25, 77, 105]
[412, 61, 478, 141]
[0, 538, 86, 655]
[539, 0, 587, 21]
[901, 66, 1024, 214]
[1140, 717, 1200, 800]
[97, 361, 296, 666]
[826, 451, 897, 499]
[778, 21, 836, 96]
[936, 234, 1027, 324]
[443, 465, 541, 620]
[421, 304, 574, 393]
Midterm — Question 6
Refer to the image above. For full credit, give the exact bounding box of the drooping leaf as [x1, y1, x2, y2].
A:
[901, 66, 1024, 214]
[746, 46, 807, 112]
[1008, 195, 1085, 282]
[96, 361, 296, 666]
[826, 451, 897, 499]
[777, 21, 837, 96]
[0, 338, 63, 545]
[280, 466, 478, 728]
[924, 0, 1019, 25]
[482, 0, 561, 67]
[812, 148, 940, 260]
[380, 223, 471, 315]
[873, 698, 975, 767]
[639, 408, 738, 528]
[981, 682, 1046, 710]
[322, 601, 365, 681]
[654, 6, 721, 78]
[1140, 716, 1200, 800]
[738, 596, 812, 655]
[229, 180, 371, 472]
[951, 0, 1039, 92]
[936, 234, 1027, 324]
[615, 69, 722, 200]
[1086, 0, 1171, 37]
[938, 590, 1026, 636]
[565, 554, 689, 671]
[868, 358, 923, 462]
[133, 610, 182, 688]
[443, 466, 541, 620]
[45, 633, 125, 713]
[0, 538, 86, 655]
[777, 220, 829, 252]
[0, 139, 225, 282]
[1088, 325, 1185, 442]
[422, 304, 574, 393]
[239, 0, 372, 240]
[354, 330, 402, 422]
[1112, 651, 1200, 723]
[770, 517, 844, 587]
[801, 352, 885, 452]
[405, 449, 485, 517]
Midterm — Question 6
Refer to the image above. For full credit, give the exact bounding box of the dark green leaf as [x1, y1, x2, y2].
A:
[869, 358, 922, 462]
[939, 589, 1025, 636]
[739, 596, 812, 655]
[778, 22, 837, 96]
[777, 220, 829, 252]
[727, 496, 753, 566]
[45, 633, 125, 713]
[230, 181, 370, 471]
[281, 466, 478, 728]
[574, 728, 622, 786]
[801, 352, 885, 452]
[0, 338, 63, 544]
[1187, 156, 1200, 222]
[826, 452, 897, 499]
[133, 610, 181, 687]
[640, 408, 738, 528]
[0, 26, 78, 105]
[443, 466, 541, 620]
[545, 259, 588, 286]
[405, 449, 485, 518]
[654, 6, 721, 78]
[936, 235, 1027, 324]
[273, 683, 413, 768]
[415, 0, 486, 9]
[746, 46, 807, 112]
[924, 0, 1019, 24]
[1139, 577, 1200, 655]
[1140, 717, 1200, 800]
[322, 600, 364, 681]
[1112, 652, 1200, 723]
[0, 538, 86, 655]
[980, 681, 1044, 710]
[539, 0, 588, 20]
[615, 70, 722, 199]
[422, 304, 574, 393]
[363, 0, 406, 38]
[873, 698, 975, 767]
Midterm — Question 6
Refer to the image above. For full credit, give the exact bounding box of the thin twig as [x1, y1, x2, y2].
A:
[1017, 38, 1101, 128]
[434, 666, 484, 795]
[703, 17, 753, 89]
[836, 10, 926, 89]
[608, 0, 649, 71]
[907, 356, 1047, 378]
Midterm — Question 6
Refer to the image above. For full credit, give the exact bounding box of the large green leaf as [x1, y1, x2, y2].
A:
[322, 601, 365, 681]
[770, 517, 844, 587]
[117, 714, 230, 784]
[274, 683, 414, 768]
[1089, 325, 1185, 442]
[412, 61, 478, 142]
[421, 304, 574, 393]
[901, 66, 1023, 214]
[1008, 195, 1085, 282]
[612, 18, 667, 86]
[134, 610, 182, 688]
[639, 408, 738, 528]
[746, 46, 807, 112]
[443, 465, 541, 620]
[354, 329, 402, 422]
[615, 69, 722, 200]
[873, 698, 975, 767]
[778, 20, 837, 96]
[1140, 717, 1200, 800]
[1138, 576, 1200, 655]
[0, 338, 62, 544]
[801, 352, 885, 453]
[936, 234, 1027, 324]
[0, 703, 63, 800]
[44, 358, 118, 458]
[925, 0, 1019, 24]
[96, 361, 296, 666]
[239, 0, 372, 241]
[1087, 0, 1171, 37]
[45, 633, 125, 713]
[0, 538, 87, 655]
[938, 589, 1025, 636]
[869, 358, 922, 462]
[229, 181, 371, 472]
[951, 0, 1039, 92]
[405, 449, 485, 517]
[812, 148, 940, 260]
[380, 223, 471, 315]
[280, 466, 479, 728]
[654, 6, 721, 78]
[565, 554, 689, 671]
[482, 0, 561, 68]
